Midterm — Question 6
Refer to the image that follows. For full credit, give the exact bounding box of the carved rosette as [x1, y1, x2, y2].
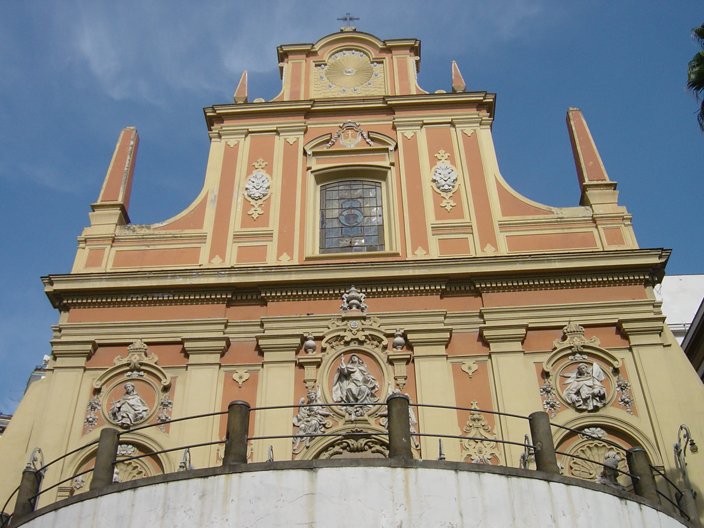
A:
[460, 401, 501, 465]
[244, 158, 272, 220]
[430, 150, 460, 212]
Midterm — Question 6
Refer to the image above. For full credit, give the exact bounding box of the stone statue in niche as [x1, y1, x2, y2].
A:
[596, 451, 625, 490]
[562, 362, 607, 411]
[109, 382, 150, 427]
[292, 389, 332, 451]
[332, 354, 379, 415]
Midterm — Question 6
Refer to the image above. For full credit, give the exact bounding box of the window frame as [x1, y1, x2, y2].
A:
[305, 165, 399, 260]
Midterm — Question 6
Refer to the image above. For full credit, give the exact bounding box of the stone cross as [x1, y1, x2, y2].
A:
[337, 13, 359, 28]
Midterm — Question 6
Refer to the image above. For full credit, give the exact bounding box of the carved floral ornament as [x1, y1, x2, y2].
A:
[461, 400, 501, 465]
[430, 150, 460, 212]
[244, 158, 272, 220]
[85, 340, 172, 431]
[540, 323, 635, 416]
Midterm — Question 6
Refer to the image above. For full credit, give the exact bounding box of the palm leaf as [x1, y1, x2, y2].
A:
[688, 51, 704, 96]
[693, 24, 704, 47]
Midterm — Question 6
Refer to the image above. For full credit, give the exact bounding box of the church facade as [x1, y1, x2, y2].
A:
[1, 28, 702, 527]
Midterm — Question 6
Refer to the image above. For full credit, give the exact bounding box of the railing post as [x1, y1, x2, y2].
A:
[10, 469, 42, 525]
[223, 401, 250, 465]
[387, 393, 413, 459]
[678, 489, 702, 528]
[90, 427, 120, 490]
[528, 411, 560, 474]
[626, 447, 659, 504]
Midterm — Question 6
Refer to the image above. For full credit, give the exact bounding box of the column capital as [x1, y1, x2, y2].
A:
[182, 336, 230, 364]
[618, 316, 665, 346]
[480, 323, 528, 353]
[50, 339, 97, 367]
[405, 326, 452, 348]
[257, 334, 301, 363]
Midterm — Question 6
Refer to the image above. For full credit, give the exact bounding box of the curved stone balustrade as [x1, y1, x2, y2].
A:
[15, 459, 687, 528]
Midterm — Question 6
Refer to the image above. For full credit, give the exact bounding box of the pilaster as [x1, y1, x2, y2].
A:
[179, 336, 230, 467]
[406, 326, 459, 460]
[33, 339, 96, 503]
[254, 334, 301, 462]
[480, 323, 533, 467]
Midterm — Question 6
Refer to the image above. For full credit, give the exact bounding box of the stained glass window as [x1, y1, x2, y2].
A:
[319, 180, 384, 254]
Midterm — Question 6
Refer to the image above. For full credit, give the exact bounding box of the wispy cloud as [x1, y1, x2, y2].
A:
[37, 0, 558, 104]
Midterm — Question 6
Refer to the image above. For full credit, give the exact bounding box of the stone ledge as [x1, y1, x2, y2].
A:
[17, 458, 688, 527]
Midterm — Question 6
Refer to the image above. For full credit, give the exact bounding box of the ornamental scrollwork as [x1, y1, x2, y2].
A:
[317, 433, 388, 459]
[244, 158, 272, 220]
[460, 400, 501, 464]
[325, 121, 373, 149]
[552, 321, 600, 352]
[430, 150, 460, 212]
[320, 316, 387, 355]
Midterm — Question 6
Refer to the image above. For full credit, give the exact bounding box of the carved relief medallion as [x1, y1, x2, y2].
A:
[244, 158, 272, 220]
[430, 150, 460, 212]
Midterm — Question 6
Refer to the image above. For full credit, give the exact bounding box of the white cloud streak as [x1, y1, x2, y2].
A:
[39, 0, 557, 103]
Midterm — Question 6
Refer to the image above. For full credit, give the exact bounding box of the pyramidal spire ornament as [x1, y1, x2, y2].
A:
[234, 71, 248, 104]
[451, 61, 466, 93]
[340, 285, 368, 313]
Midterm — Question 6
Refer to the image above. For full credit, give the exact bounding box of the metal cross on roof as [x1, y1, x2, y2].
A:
[337, 13, 359, 27]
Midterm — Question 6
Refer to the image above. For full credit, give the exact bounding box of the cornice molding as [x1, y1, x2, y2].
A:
[203, 92, 496, 130]
[42, 249, 670, 309]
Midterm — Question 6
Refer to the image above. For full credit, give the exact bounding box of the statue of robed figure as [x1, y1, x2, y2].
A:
[332, 354, 379, 416]
[562, 362, 607, 411]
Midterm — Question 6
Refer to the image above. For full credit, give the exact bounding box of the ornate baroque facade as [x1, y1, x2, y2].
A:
[1, 28, 703, 526]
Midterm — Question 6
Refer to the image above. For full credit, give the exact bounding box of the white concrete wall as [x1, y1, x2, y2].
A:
[21, 467, 685, 528]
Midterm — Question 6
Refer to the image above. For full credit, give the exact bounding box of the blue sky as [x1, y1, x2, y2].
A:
[1, 1, 702, 414]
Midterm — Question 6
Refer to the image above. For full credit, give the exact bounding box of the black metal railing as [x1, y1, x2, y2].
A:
[1, 396, 688, 527]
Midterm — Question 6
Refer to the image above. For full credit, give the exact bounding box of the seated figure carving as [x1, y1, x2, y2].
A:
[109, 382, 150, 427]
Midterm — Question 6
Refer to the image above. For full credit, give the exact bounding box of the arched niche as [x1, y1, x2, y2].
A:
[59, 433, 172, 499]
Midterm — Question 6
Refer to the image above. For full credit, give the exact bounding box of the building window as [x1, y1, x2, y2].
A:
[319, 180, 384, 253]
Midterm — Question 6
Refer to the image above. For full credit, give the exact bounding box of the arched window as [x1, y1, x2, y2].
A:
[319, 180, 384, 253]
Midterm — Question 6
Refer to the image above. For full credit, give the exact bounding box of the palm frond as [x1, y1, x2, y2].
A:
[688, 51, 704, 96]
[693, 25, 704, 46]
